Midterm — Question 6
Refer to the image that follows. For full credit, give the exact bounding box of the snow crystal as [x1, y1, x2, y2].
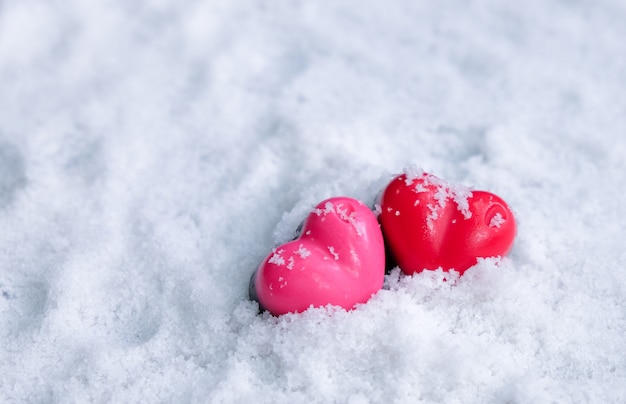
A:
[489, 212, 505, 228]
[269, 249, 286, 266]
[295, 244, 311, 259]
[403, 164, 425, 185]
[324, 201, 334, 213]
[327, 246, 339, 260]
[409, 169, 474, 225]
[314, 201, 336, 216]
[333, 202, 366, 236]
[449, 184, 473, 219]
[425, 203, 440, 228]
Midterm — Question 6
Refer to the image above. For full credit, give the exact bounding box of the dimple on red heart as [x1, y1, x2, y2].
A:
[253, 197, 385, 316]
[379, 170, 516, 275]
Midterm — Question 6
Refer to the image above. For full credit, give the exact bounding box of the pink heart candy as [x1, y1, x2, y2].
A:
[252, 197, 385, 316]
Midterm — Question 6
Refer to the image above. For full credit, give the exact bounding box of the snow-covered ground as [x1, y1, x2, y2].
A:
[1, 0, 625, 402]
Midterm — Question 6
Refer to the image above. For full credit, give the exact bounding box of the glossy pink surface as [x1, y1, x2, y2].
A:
[255, 197, 385, 316]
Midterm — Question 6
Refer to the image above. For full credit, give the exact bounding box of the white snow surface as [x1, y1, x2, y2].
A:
[1, 1, 626, 402]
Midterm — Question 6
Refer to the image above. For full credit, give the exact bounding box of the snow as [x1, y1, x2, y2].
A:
[295, 245, 311, 259]
[1, 0, 626, 402]
[327, 246, 340, 261]
[268, 249, 286, 267]
[407, 171, 476, 224]
[489, 212, 505, 228]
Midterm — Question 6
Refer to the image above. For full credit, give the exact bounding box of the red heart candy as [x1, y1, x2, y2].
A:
[379, 170, 516, 275]
[253, 197, 385, 316]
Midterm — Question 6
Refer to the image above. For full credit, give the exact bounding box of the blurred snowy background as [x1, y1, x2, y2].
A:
[1, 0, 625, 402]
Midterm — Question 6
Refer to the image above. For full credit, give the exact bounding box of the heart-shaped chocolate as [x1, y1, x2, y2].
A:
[379, 169, 516, 275]
[251, 197, 385, 316]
